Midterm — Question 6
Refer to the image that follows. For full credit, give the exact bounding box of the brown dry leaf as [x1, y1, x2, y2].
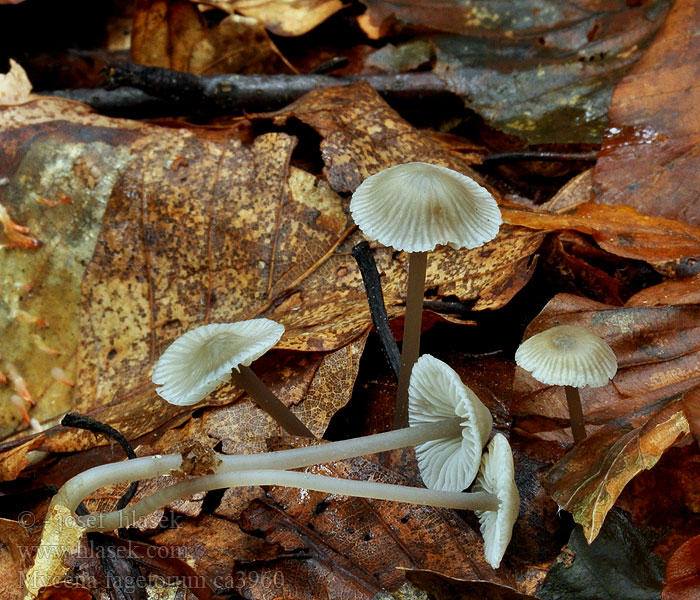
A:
[0, 59, 32, 105]
[544, 398, 689, 544]
[405, 569, 538, 600]
[151, 514, 276, 584]
[0, 435, 44, 482]
[267, 81, 492, 194]
[34, 583, 93, 600]
[188, 15, 283, 75]
[626, 273, 700, 308]
[208, 0, 345, 37]
[502, 201, 700, 264]
[131, 0, 206, 71]
[593, 0, 700, 225]
[132, 0, 287, 74]
[663, 535, 700, 600]
[232, 452, 528, 597]
[512, 293, 700, 541]
[265, 81, 544, 310]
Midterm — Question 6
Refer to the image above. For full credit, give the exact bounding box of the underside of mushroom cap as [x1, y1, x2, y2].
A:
[515, 324, 617, 388]
[350, 162, 502, 252]
[152, 319, 284, 406]
[409, 354, 493, 492]
[472, 433, 519, 569]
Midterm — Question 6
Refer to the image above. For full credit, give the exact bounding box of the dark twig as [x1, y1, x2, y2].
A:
[352, 241, 401, 378]
[480, 151, 598, 164]
[41, 64, 452, 116]
[60, 414, 139, 531]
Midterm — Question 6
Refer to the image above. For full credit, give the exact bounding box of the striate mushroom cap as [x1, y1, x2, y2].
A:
[515, 324, 617, 388]
[152, 319, 284, 406]
[350, 162, 501, 253]
[472, 433, 519, 569]
[409, 354, 493, 492]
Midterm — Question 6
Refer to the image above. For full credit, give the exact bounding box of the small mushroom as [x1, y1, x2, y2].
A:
[152, 319, 313, 437]
[515, 324, 617, 443]
[351, 162, 501, 428]
[472, 433, 520, 569]
[409, 354, 493, 491]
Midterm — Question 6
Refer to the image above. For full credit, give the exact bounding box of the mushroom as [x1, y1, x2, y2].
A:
[409, 354, 492, 491]
[515, 324, 617, 443]
[152, 319, 314, 437]
[51, 354, 495, 522]
[351, 162, 501, 428]
[472, 433, 520, 569]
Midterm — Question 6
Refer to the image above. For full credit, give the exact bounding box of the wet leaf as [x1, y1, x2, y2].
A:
[663, 535, 700, 600]
[593, 0, 700, 225]
[537, 508, 664, 600]
[502, 202, 700, 264]
[358, 0, 671, 144]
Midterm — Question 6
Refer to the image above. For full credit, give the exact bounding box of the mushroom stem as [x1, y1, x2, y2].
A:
[564, 385, 587, 443]
[53, 418, 464, 516]
[76, 469, 500, 532]
[230, 365, 314, 438]
[395, 250, 428, 428]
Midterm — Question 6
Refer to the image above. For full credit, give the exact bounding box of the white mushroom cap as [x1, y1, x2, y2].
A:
[152, 319, 284, 406]
[409, 354, 493, 492]
[350, 162, 501, 252]
[515, 324, 617, 388]
[472, 433, 519, 569]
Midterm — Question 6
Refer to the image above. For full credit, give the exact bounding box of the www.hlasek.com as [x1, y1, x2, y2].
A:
[17, 542, 191, 562]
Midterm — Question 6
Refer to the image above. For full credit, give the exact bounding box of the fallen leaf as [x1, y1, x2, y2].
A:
[502, 202, 700, 264]
[537, 508, 665, 600]
[0, 59, 32, 105]
[34, 583, 93, 600]
[207, 0, 345, 37]
[544, 398, 689, 543]
[232, 452, 523, 597]
[0, 435, 44, 482]
[405, 569, 537, 600]
[358, 0, 671, 144]
[132, 1, 287, 75]
[626, 273, 700, 308]
[131, 0, 206, 71]
[593, 0, 700, 225]
[663, 535, 700, 600]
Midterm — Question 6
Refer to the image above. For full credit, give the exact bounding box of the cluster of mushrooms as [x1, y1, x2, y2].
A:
[37, 162, 619, 583]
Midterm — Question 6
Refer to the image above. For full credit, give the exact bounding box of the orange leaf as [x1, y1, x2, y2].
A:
[502, 202, 700, 262]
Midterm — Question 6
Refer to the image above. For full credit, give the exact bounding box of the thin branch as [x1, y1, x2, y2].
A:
[352, 241, 401, 378]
